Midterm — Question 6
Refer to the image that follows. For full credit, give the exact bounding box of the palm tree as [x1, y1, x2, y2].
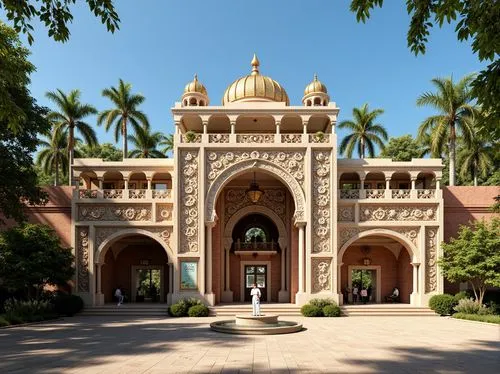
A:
[418, 131, 444, 158]
[338, 103, 388, 158]
[416, 75, 476, 186]
[97, 79, 149, 158]
[37, 130, 82, 186]
[45, 89, 97, 185]
[160, 134, 174, 157]
[127, 126, 165, 158]
[459, 117, 493, 186]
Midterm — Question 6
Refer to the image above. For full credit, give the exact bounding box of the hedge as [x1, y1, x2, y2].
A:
[188, 304, 209, 317]
[452, 313, 500, 324]
[429, 294, 456, 316]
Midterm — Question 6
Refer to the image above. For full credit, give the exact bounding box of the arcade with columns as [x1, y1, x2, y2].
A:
[71, 55, 444, 307]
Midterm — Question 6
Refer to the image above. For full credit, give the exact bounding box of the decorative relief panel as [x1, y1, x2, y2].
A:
[425, 227, 438, 293]
[180, 150, 199, 253]
[157, 204, 173, 222]
[94, 226, 173, 253]
[338, 206, 354, 222]
[206, 150, 305, 191]
[360, 205, 437, 221]
[281, 134, 301, 143]
[78, 204, 151, 221]
[338, 226, 420, 249]
[312, 258, 332, 292]
[209, 134, 229, 143]
[77, 227, 89, 292]
[312, 151, 331, 253]
[236, 134, 274, 143]
[224, 188, 286, 225]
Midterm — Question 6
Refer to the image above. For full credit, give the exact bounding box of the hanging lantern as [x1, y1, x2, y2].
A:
[246, 172, 264, 203]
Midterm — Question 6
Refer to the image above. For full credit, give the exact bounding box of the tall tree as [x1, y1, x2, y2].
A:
[160, 134, 174, 157]
[36, 129, 81, 186]
[45, 89, 97, 185]
[338, 103, 388, 158]
[458, 117, 493, 186]
[439, 218, 500, 305]
[379, 134, 423, 161]
[128, 126, 165, 159]
[0, 1, 120, 44]
[97, 79, 150, 158]
[78, 143, 123, 161]
[350, 1, 500, 141]
[0, 22, 49, 222]
[416, 75, 476, 186]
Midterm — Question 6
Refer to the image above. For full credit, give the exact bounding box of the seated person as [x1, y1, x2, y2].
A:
[385, 287, 400, 302]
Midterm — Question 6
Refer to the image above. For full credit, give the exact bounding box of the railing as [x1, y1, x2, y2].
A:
[281, 134, 302, 143]
[77, 188, 172, 200]
[366, 189, 385, 199]
[129, 189, 147, 199]
[178, 133, 332, 144]
[236, 134, 275, 143]
[339, 188, 439, 200]
[234, 241, 278, 251]
[208, 134, 230, 143]
[392, 189, 411, 199]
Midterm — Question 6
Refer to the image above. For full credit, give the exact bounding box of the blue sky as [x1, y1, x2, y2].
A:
[2, 0, 485, 148]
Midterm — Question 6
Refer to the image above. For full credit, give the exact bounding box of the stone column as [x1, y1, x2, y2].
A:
[411, 177, 417, 199]
[410, 262, 420, 305]
[167, 263, 174, 305]
[298, 224, 305, 293]
[275, 120, 281, 144]
[221, 239, 233, 302]
[359, 176, 366, 199]
[96, 263, 104, 306]
[278, 246, 289, 302]
[206, 223, 214, 295]
[385, 177, 391, 199]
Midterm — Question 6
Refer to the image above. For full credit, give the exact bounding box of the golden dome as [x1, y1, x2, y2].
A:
[184, 74, 207, 96]
[222, 54, 289, 105]
[304, 74, 327, 95]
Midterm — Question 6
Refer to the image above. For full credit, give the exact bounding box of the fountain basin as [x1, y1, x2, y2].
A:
[210, 314, 302, 335]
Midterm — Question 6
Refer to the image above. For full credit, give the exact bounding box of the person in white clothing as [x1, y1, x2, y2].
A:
[250, 284, 261, 316]
[115, 287, 124, 306]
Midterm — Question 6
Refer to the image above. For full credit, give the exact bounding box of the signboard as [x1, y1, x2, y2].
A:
[180, 261, 198, 290]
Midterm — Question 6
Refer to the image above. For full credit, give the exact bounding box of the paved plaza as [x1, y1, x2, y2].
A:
[0, 315, 498, 373]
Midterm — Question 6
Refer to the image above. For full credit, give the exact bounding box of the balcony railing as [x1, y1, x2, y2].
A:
[179, 133, 331, 144]
[77, 188, 172, 201]
[234, 241, 278, 251]
[338, 189, 439, 200]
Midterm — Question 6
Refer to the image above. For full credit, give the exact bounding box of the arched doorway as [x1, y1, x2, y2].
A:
[340, 235, 414, 304]
[99, 233, 171, 304]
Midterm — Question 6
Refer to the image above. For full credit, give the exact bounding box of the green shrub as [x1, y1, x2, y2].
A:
[301, 304, 323, 317]
[454, 291, 469, 302]
[310, 298, 336, 309]
[454, 298, 482, 314]
[0, 316, 9, 327]
[323, 304, 341, 317]
[453, 313, 500, 324]
[4, 298, 53, 321]
[53, 294, 84, 316]
[169, 302, 188, 317]
[188, 304, 209, 317]
[4, 312, 23, 325]
[429, 294, 456, 315]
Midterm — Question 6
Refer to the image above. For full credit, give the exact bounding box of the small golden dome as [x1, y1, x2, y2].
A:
[222, 54, 289, 105]
[184, 74, 207, 96]
[304, 74, 327, 95]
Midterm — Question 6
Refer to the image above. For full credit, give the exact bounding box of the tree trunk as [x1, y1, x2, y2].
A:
[360, 137, 365, 158]
[448, 124, 456, 186]
[54, 156, 59, 186]
[68, 125, 74, 186]
[122, 117, 128, 158]
[473, 160, 478, 186]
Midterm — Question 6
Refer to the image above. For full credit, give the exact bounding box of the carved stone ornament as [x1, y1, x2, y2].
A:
[95, 226, 173, 255]
[425, 227, 438, 293]
[205, 155, 306, 224]
[338, 206, 354, 222]
[361, 206, 437, 221]
[236, 134, 274, 143]
[312, 151, 331, 253]
[224, 188, 286, 225]
[206, 150, 305, 190]
[77, 227, 90, 292]
[78, 204, 151, 222]
[337, 226, 419, 250]
[157, 204, 173, 222]
[312, 258, 332, 292]
[180, 150, 199, 253]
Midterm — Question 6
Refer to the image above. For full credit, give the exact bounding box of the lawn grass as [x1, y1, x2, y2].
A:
[453, 313, 500, 324]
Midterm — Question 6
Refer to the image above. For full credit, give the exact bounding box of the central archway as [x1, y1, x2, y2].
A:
[205, 159, 306, 224]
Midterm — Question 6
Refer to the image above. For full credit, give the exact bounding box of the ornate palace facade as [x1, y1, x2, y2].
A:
[71, 56, 444, 306]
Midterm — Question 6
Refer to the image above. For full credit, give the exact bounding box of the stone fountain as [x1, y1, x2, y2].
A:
[210, 314, 302, 335]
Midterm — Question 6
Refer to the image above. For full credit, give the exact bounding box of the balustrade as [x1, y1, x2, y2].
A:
[103, 189, 123, 199]
[129, 189, 147, 199]
[79, 189, 98, 199]
[365, 189, 385, 199]
[417, 189, 435, 199]
[235, 241, 277, 251]
[152, 189, 172, 199]
[392, 189, 411, 199]
[340, 189, 360, 199]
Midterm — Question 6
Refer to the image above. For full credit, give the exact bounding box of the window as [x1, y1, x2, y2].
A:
[154, 183, 167, 190]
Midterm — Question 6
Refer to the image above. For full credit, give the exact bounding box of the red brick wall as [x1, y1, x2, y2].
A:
[1, 186, 73, 247]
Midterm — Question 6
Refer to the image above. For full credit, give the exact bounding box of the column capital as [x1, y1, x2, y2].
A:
[410, 262, 420, 267]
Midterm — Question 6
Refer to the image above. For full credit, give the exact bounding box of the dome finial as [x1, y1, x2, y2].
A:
[251, 53, 260, 75]
[314, 73, 318, 81]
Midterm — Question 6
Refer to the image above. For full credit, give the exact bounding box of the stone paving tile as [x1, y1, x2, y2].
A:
[0, 316, 498, 373]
